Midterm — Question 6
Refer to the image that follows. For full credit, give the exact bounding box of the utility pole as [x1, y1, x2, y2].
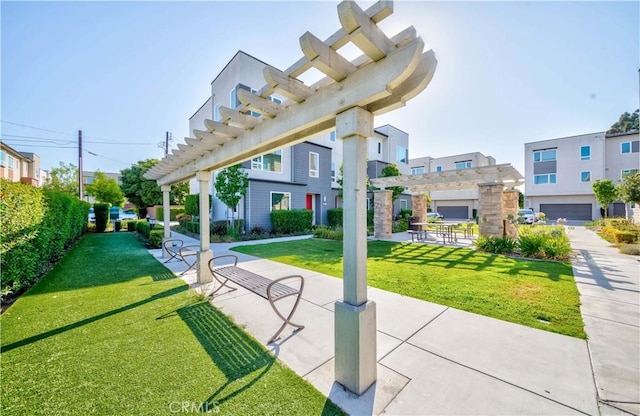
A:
[78, 130, 83, 200]
[165, 131, 169, 156]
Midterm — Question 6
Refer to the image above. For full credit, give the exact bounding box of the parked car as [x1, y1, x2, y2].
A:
[120, 210, 138, 221]
[518, 208, 535, 224]
[426, 212, 444, 220]
[88, 208, 95, 223]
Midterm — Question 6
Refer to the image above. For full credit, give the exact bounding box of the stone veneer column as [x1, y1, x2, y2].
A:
[478, 183, 504, 237]
[502, 189, 519, 238]
[373, 190, 392, 239]
[334, 107, 377, 396]
[411, 194, 427, 223]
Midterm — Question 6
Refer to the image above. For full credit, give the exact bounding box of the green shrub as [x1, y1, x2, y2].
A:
[392, 218, 408, 233]
[184, 194, 211, 216]
[474, 236, 517, 254]
[94, 203, 111, 232]
[156, 206, 185, 221]
[367, 209, 374, 226]
[126, 220, 137, 232]
[177, 213, 192, 228]
[249, 226, 268, 235]
[149, 229, 164, 248]
[136, 221, 151, 238]
[186, 221, 200, 234]
[0, 180, 89, 300]
[271, 210, 312, 234]
[612, 230, 637, 244]
[210, 220, 227, 236]
[398, 209, 412, 219]
[327, 208, 343, 227]
[313, 225, 343, 240]
[115, 220, 122, 232]
[518, 233, 546, 258]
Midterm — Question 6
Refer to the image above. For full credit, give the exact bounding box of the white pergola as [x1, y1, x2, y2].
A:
[144, 0, 437, 395]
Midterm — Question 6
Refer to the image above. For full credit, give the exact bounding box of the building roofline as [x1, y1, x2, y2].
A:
[189, 96, 212, 121]
[524, 131, 605, 145]
[210, 50, 280, 86]
[375, 124, 409, 136]
[605, 130, 639, 138]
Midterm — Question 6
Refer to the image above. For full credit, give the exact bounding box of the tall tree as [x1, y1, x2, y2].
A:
[85, 171, 125, 207]
[120, 159, 188, 210]
[616, 173, 640, 219]
[44, 162, 78, 196]
[592, 179, 617, 221]
[380, 163, 405, 202]
[607, 109, 639, 134]
[214, 164, 249, 229]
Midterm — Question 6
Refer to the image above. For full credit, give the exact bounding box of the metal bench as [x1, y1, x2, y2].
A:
[207, 254, 305, 343]
[163, 239, 199, 275]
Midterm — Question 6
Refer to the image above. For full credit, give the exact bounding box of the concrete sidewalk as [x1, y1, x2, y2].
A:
[567, 226, 640, 415]
[151, 231, 605, 415]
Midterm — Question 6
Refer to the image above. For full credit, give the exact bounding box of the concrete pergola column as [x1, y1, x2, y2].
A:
[411, 194, 427, 223]
[478, 183, 504, 237]
[502, 189, 519, 238]
[334, 107, 377, 395]
[196, 171, 213, 284]
[373, 190, 392, 240]
[161, 185, 172, 259]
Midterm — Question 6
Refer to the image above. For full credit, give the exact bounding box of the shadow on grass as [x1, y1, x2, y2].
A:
[177, 302, 275, 409]
[1, 285, 187, 353]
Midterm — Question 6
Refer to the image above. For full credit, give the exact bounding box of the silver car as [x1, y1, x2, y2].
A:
[518, 209, 535, 224]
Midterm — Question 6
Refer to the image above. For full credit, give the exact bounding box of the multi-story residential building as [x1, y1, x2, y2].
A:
[524, 130, 640, 221]
[408, 152, 497, 219]
[0, 142, 46, 186]
[188, 51, 413, 230]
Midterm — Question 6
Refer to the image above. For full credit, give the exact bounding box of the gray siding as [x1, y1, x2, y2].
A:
[367, 160, 389, 179]
[245, 180, 306, 231]
[533, 160, 557, 175]
[292, 142, 333, 225]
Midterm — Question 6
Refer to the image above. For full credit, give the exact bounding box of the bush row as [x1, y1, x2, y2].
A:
[156, 206, 185, 222]
[313, 225, 343, 240]
[1, 180, 89, 299]
[474, 226, 572, 261]
[271, 210, 312, 234]
[600, 226, 639, 244]
[327, 208, 374, 228]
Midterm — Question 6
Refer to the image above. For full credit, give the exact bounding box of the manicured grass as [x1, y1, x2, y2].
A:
[233, 239, 586, 339]
[1, 233, 344, 416]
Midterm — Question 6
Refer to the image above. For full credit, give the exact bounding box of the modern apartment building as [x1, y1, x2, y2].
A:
[188, 51, 412, 230]
[0, 142, 47, 186]
[524, 130, 640, 221]
[409, 152, 497, 219]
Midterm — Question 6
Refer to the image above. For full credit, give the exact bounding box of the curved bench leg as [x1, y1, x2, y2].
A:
[207, 274, 237, 297]
[267, 290, 305, 344]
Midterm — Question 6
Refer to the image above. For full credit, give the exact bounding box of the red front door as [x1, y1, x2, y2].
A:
[306, 194, 313, 210]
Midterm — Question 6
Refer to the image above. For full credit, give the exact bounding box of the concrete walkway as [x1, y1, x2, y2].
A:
[567, 226, 640, 415]
[150, 228, 638, 415]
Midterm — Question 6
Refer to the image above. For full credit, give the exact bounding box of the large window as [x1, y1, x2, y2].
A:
[622, 169, 639, 179]
[534, 173, 557, 184]
[580, 146, 590, 160]
[252, 150, 282, 172]
[581, 171, 591, 182]
[411, 167, 425, 175]
[271, 192, 290, 211]
[534, 149, 557, 162]
[331, 162, 336, 182]
[397, 146, 408, 164]
[214, 104, 221, 122]
[309, 152, 319, 178]
[455, 160, 472, 170]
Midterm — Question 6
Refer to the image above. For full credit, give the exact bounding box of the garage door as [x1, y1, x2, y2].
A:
[438, 206, 469, 220]
[540, 204, 592, 221]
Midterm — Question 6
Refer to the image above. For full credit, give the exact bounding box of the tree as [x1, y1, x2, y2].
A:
[616, 173, 640, 219]
[592, 179, 617, 220]
[44, 162, 78, 196]
[214, 164, 249, 229]
[85, 171, 125, 207]
[607, 109, 639, 134]
[380, 163, 405, 202]
[120, 159, 189, 211]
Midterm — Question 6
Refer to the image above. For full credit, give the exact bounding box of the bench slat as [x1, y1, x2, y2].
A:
[214, 266, 297, 300]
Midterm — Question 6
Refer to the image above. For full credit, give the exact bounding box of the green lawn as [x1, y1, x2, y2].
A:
[1, 233, 344, 416]
[233, 239, 586, 339]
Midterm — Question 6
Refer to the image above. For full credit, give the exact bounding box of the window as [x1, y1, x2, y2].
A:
[377, 142, 381, 154]
[411, 167, 425, 175]
[397, 146, 408, 164]
[271, 192, 290, 211]
[7, 156, 13, 169]
[230, 88, 237, 109]
[534, 149, 557, 162]
[214, 104, 221, 122]
[581, 171, 591, 182]
[455, 160, 472, 170]
[330, 131, 336, 142]
[400, 199, 408, 210]
[331, 162, 336, 182]
[622, 169, 639, 179]
[252, 150, 282, 172]
[0, 151, 5, 167]
[309, 152, 319, 178]
[269, 96, 282, 105]
[534, 173, 557, 184]
[436, 165, 442, 172]
[621, 142, 631, 154]
[580, 146, 590, 160]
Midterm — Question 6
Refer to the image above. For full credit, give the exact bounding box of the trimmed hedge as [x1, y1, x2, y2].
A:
[601, 225, 638, 244]
[327, 208, 343, 227]
[1, 180, 89, 299]
[156, 206, 185, 221]
[184, 194, 211, 216]
[149, 229, 164, 248]
[94, 203, 110, 232]
[270, 210, 312, 234]
[186, 221, 200, 234]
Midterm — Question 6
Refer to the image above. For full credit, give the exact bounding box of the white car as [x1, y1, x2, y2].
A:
[426, 212, 444, 220]
[518, 209, 535, 224]
[88, 208, 95, 223]
[119, 210, 138, 221]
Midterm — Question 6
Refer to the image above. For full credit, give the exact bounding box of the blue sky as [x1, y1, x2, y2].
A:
[2, 1, 638, 177]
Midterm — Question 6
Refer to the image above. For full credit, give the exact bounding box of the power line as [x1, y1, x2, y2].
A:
[1, 133, 156, 145]
[0, 120, 76, 136]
